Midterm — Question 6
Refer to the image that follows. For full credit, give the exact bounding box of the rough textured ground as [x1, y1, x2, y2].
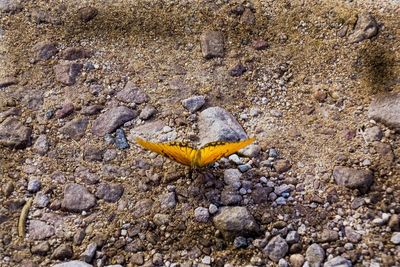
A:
[0, 0, 399, 267]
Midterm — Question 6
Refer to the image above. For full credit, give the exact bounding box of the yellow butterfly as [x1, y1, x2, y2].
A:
[135, 137, 255, 168]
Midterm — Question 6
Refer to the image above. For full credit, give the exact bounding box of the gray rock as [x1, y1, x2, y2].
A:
[278, 259, 289, 267]
[363, 126, 382, 142]
[53, 62, 83, 85]
[60, 118, 89, 140]
[152, 252, 163, 265]
[213, 206, 260, 239]
[240, 144, 261, 158]
[0, 0, 22, 13]
[153, 213, 170, 226]
[286, 231, 300, 244]
[198, 107, 247, 145]
[263, 235, 289, 262]
[0, 117, 31, 148]
[33, 41, 58, 61]
[200, 31, 224, 58]
[92, 107, 137, 136]
[275, 197, 287, 205]
[27, 178, 41, 192]
[130, 253, 144, 265]
[390, 232, 400, 245]
[81, 105, 103, 116]
[73, 229, 85, 245]
[274, 159, 291, 174]
[323, 256, 352, 267]
[238, 164, 251, 172]
[209, 204, 218, 214]
[116, 81, 149, 104]
[33, 134, 49, 155]
[181, 95, 206, 113]
[251, 187, 273, 204]
[351, 197, 365, 209]
[75, 168, 100, 185]
[28, 220, 55, 240]
[129, 120, 165, 140]
[83, 145, 104, 162]
[344, 227, 362, 243]
[103, 149, 117, 162]
[95, 183, 124, 203]
[221, 189, 242, 205]
[305, 243, 325, 267]
[132, 198, 153, 218]
[53, 261, 92, 267]
[159, 192, 176, 210]
[78, 6, 98, 22]
[194, 207, 209, 223]
[368, 92, 400, 131]
[80, 242, 97, 263]
[223, 169, 242, 189]
[34, 192, 50, 208]
[62, 183, 96, 212]
[229, 63, 247, 77]
[233, 236, 248, 248]
[55, 102, 74, 119]
[51, 244, 73, 260]
[62, 47, 91, 60]
[274, 184, 291, 195]
[31, 241, 50, 256]
[333, 166, 373, 194]
[349, 13, 378, 43]
[139, 105, 157, 120]
[319, 229, 339, 242]
[115, 128, 129, 150]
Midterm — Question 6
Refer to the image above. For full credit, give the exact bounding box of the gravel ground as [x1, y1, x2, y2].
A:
[0, 1, 399, 267]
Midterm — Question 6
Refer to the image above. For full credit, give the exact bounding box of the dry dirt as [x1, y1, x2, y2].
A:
[0, 0, 399, 267]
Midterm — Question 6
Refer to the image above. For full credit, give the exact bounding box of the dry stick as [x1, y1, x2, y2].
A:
[18, 198, 33, 238]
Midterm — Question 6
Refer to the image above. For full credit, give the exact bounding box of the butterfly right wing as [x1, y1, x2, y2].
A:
[196, 138, 255, 167]
[135, 137, 196, 166]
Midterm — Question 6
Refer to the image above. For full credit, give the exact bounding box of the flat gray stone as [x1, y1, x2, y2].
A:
[28, 220, 55, 240]
[60, 118, 89, 140]
[53, 62, 83, 85]
[62, 183, 96, 212]
[198, 107, 248, 146]
[263, 235, 289, 262]
[368, 92, 400, 131]
[323, 256, 352, 267]
[116, 81, 149, 104]
[306, 243, 325, 267]
[181, 95, 206, 113]
[92, 106, 137, 136]
[53, 260, 91, 267]
[213, 206, 260, 239]
[333, 166, 373, 193]
[0, 117, 31, 148]
[349, 13, 378, 43]
[200, 31, 224, 58]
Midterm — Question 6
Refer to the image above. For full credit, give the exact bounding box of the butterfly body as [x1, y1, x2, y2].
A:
[135, 137, 255, 168]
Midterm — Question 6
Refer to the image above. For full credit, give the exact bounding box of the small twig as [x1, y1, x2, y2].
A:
[18, 198, 33, 238]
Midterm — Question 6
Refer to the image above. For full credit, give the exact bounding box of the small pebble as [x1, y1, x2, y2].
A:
[115, 128, 129, 149]
[209, 204, 218, 214]
[233, 236, 248, 248]
[194, 207, 210, 223]
[28, 179, 41, 192]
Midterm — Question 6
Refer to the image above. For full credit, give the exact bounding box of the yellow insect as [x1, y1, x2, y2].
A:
[135, 137, 255, 177]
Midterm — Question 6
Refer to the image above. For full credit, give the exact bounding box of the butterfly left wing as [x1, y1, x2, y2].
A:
[135, 137, 196, 166]
[196, 138, 255, 167]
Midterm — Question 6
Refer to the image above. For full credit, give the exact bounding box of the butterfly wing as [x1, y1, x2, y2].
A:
[135, 137, 196, 166]
[196, 138, 255, 167]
